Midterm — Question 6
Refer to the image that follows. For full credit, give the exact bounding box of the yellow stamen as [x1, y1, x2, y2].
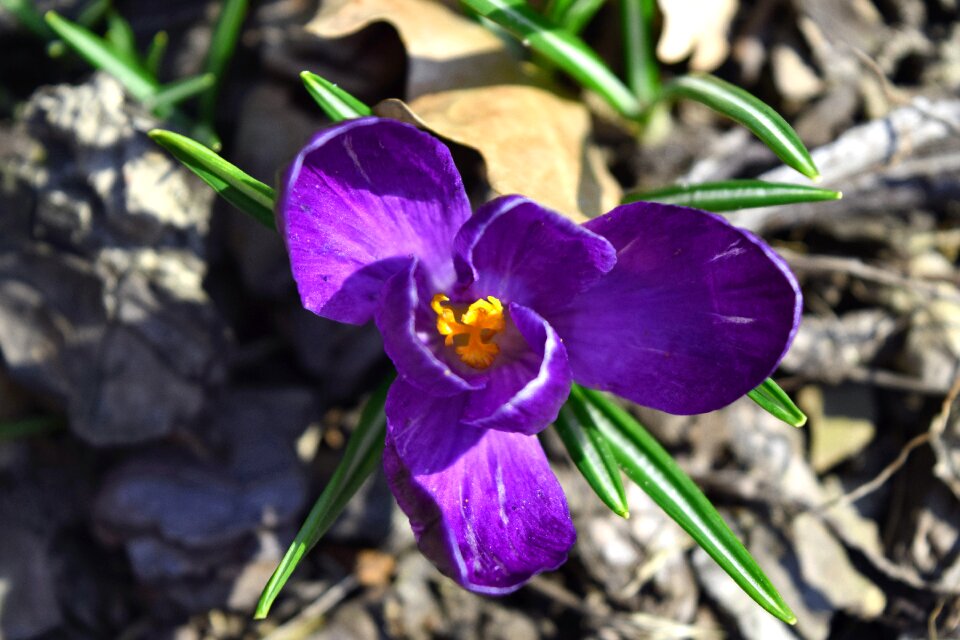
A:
[431, 293, 505, 369]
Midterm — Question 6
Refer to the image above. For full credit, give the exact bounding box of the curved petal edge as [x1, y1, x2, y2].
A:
[384, 380, 576, 594]
[278, 117, 470, 324]
[462, 303, 572, 434]
[550, 201, 802, 414]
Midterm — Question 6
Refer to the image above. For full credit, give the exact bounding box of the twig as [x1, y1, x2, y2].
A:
[842, 367, 953, 396]
[816, 431, 931, 512]
[929, 597, 946, 640]
[262, 575, 358, 640]
[780, 248, 960, 302]
[721, 98, 960, 233]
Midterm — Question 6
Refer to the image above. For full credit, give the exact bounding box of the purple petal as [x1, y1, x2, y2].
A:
[278, 117, 470, 325]
[376, 259, 482, 396]
[384, 379, 576, 594]
[452, 196, 615, 316]
[548, 202, 802, 415]
[461, 303, 571, 434]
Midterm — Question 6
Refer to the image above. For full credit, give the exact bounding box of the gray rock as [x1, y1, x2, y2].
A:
[0, 73, 226, 445]
[386, 553, 445, 640]
[0, 462, 100, 640]
[312, 601, 381, 640]
[0, 525, 62, 640]
[279, 301, 385, 402]
[483, 607, 539, 640]
[94, 388, 312, 612]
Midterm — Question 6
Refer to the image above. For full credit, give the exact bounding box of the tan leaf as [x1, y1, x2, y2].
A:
[656, 0, 737, 72]
[376, 86, 622, 220]
[306, 0, 524, 99]
[307, 0, 622, 219]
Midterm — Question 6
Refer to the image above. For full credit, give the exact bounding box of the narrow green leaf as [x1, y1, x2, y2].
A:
[44, 11, 157, 101]
[555, 389, 629, 518]
[560, 0, 605, 33]
[300, 71, 372, 122]
[0, 415, 67, 441]
[105, 9, 139, 65]
[199, 0, 248, 125]
[2, 0, 55, 39]
[542, 0, 574, 24]
[578, 386, 797, 624]
[144, 73, 216, 111]
[620, 0, 659, 104]
[542, 0, 604, 34]
[663, 74, 819, 179]
[623, 179, 842, 211]
[461, 0, 642, 118]
[145, 31, 169, 78]
[75, 0, 111, 28]
[148, 129, 276, 228]
[255, 375, 392, 619]
[748, 378, 807, 428]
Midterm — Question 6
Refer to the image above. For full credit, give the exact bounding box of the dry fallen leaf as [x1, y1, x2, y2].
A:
[656, 0, 737, 72]
[377, 90, 621, 220]
[306, 0, 524, 99]
[306, 0, 622, 219]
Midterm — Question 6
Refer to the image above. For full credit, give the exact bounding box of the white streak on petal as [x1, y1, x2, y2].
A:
[712, 313, 756, 324]
[709, 240, 746, 262]
[343, 136, 374, 186]
[495, 462, 509, 527]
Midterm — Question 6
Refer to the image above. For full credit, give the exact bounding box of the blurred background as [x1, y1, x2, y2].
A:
[0, 0, 959, 638]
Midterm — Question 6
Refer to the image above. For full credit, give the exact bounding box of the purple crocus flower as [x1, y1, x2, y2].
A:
[279, 117, 801, 594]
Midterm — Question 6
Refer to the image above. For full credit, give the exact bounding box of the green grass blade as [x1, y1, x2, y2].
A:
[620, 0, 659, 104]
[105, 9, 139, 65]
[542, 0, 604, 34]
[145, 73, 216, 111]
[300, 71, 372, 122]
[663, 74, 819, 179]
[1, 0, 55, 39]
[560, 0, 605, 33]
[542, 0, 574, 24]
[45, 11, 157, 101]
[554, 390, 629, 518]
[255, 376, 392, 619]
[748, 378, 807, 428]
[461, 0, 641, 118]
[145, 31, 168, 77]
[578, 385, 797, 624]
[148, 129, 276, 228]
[623, 179, 842, 211]
[75, 0, 111, 28]
[199, 0, 248, 125]
[0, 416, 67, 441]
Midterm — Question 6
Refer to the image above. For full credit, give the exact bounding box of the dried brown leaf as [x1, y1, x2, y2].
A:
[377, 88, 621, 220]
[307, 0, 622, 220]
[306, 0, 524, 99]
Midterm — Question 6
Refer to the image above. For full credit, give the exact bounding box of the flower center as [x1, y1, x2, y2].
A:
[431, 293, 505, 369]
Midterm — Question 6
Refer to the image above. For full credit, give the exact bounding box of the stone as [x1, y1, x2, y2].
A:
[94, 389, 312, 612]
[0, 73, 225, 445]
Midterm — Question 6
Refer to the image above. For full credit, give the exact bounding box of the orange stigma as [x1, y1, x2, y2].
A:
[431, 293, 505, 369]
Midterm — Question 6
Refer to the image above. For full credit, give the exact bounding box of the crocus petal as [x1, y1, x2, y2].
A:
[548, 202, 802, 415]
[384, 379, 576, 594]
[376, 259, 482, 396]
[452, 196, 616, 316]
[461, 303, 571, 434]
[278, 117, 470, 325]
